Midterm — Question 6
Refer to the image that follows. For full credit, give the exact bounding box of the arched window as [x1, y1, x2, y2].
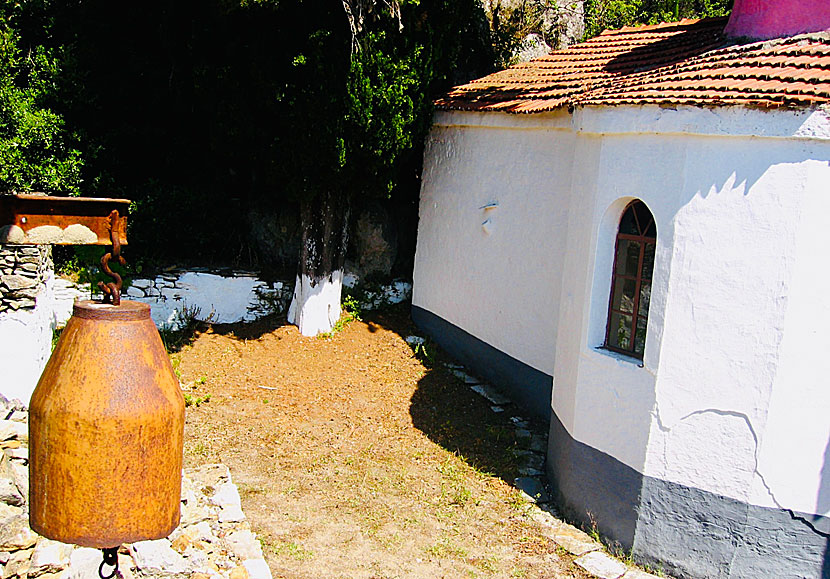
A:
[605, 200, 656, 359]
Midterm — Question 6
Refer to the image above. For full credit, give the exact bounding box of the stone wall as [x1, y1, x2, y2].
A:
[124, 271, 293, 330]
[0, 246, 51, 313]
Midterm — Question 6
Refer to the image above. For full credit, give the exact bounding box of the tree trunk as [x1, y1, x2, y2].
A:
[287, 190, 350, 336]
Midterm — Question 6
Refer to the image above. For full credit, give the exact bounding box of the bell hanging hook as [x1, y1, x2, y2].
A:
[98, 210, 126, 306]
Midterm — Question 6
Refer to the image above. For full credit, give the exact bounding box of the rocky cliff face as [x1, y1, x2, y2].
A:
[485, 0, 584, 66]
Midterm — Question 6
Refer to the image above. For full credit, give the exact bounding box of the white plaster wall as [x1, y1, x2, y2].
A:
[640, 137, 830, 508]
[748, 157, 830, 516]
[548, 135, 602, 433]
[413, 110, 575, 375]
[573, 104, 830, 141]
[551, 107, 830, 512]
[415, 104, 830, 516]
[0, 274, 58, 404]
[558, 133, 687, 473]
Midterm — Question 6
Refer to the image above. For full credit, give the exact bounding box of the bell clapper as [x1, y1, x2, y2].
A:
[99, 547, 119, 579]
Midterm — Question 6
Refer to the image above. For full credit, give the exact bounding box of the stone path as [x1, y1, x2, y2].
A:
[0, 395, 273, 579]
[446, 362, 666, 579]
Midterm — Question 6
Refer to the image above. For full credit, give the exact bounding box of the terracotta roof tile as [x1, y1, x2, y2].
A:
[436, 17, 830, 113]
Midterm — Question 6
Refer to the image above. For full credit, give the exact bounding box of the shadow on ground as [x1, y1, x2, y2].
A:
[207, 312, 289, 341]
[362, 306, 539, 487]
[409, 367, 525, 483]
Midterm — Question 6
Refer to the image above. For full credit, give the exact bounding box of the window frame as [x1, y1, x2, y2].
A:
[604, 201, 656, 359]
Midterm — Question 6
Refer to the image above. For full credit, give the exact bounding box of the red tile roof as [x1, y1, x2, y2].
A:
[436, 17, 830, 113]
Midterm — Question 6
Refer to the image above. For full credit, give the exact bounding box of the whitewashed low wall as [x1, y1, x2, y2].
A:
[125, 270, 291, 329]
[63, 271, 411, 331]
[344, 275, 412, 310]
[0, 274, 62, 404]
[2, 267, 413, 405]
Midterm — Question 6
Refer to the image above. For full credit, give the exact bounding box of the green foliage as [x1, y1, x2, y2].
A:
[335, 0, 494, 214]
[585, 0, 733, 38]
[53, 246, 83, 277]
[159, 305, 203, 354]
[342, 294, 362, 318]
[271, 540, 314, 561]
[171, 358, 182, 380]
[184, 392, 211, 407]
[412, 338, 437, 367]
[275, 7, 351, 203]
[344, 31, 420, 197]
[0, 0, 496, 268]
[412, 0, 494, 90]
[0, 4, 82, 194]
[51, 326, 62, 350]
[318, 294, 362, 339]
[55, 245, 131, 300]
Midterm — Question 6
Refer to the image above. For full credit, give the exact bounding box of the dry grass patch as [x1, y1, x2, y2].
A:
[178, 305, 590, 579]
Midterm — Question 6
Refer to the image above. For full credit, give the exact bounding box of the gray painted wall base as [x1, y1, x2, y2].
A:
[546, 411, 830, 579]
[636, 476, 830, 579]
[546, 405, 640, 549]
[411, 305, 552, 421]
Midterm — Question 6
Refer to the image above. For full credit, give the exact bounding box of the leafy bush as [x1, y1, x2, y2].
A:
[0, 8, 82, 194]
[585, 0, 733, 38]
[318, 294, 362, 339]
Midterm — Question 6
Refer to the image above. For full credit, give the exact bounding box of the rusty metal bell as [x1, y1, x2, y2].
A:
[29, 299, 185, 549]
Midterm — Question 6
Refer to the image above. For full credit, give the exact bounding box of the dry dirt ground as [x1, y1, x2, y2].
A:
[175, 304, 590, 579]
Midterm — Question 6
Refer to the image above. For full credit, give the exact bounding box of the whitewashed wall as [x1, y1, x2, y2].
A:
[414, 110, 574, 375]
[125, 271, 289, 329]
[756, 157, 830, 516]
[414, 105, 830, 520]
[641, 140, 824, 509]
[0, 273, 59, 403]
[580, 110, 830, 516]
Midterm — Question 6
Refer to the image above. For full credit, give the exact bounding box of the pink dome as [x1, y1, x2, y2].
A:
[725, 0, 830, 40]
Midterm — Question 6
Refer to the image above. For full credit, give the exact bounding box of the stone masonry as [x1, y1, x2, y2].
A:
[0, 246, 51, 313]
[0, 395, 273, 579]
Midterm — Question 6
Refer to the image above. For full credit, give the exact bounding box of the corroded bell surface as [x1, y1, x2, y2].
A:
[29, 300, 184, 548]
